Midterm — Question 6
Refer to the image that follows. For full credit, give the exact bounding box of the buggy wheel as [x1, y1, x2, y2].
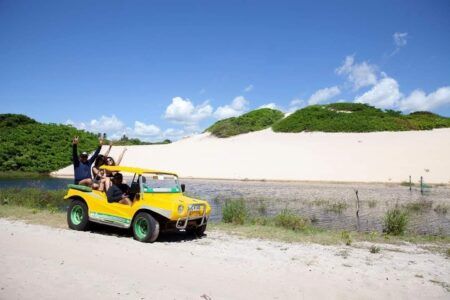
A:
[67, 199, 90, 231]
[132, 212, 160, 243]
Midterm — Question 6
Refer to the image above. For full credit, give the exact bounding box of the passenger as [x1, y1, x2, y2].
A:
[92, 142, 112, 190]
[72, 136, 103, 186]
[106, 173, 132, 206]
[101, 147, 127, 190]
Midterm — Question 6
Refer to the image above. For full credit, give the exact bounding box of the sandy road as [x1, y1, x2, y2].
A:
[0, 219, 449, 300]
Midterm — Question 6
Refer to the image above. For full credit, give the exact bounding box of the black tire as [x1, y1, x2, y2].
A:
[67, 199, 90, 231]
[132, 212, 160, 243]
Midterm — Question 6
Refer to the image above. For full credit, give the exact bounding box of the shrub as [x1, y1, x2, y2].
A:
[369, 245, 380, 254]
[273, 209, 310, 231]
[383, 209, 408, 235]
[272, 103, 450, 133]
[222, 199, 248, 225]
[206, 108, 285, 137]
[341, 231, 352, 245]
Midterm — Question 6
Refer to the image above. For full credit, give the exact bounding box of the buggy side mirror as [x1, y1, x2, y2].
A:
[181, 184, 185, 193]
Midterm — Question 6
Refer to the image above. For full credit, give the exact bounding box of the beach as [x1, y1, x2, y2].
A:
[53, 129, 450, 183]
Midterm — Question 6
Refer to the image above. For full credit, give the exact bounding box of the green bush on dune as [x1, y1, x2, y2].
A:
[206, 108, 285, 138]
[272, 103, 450, 133]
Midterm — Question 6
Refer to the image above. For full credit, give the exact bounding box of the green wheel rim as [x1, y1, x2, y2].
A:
[134, 217, 149, 240]
[71, 205, 83, 225]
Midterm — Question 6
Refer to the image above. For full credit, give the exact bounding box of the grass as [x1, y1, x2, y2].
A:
[0, 205, 66, 228]
[400, 181, 414, 187]
[210, 222, 450, 247]
[434, 204, 449, 215]
[0, 171, 49, 179]
[325, 202, 349, 213]
[367, 200, 377, 208]
[272, 103, 450, 133]
[403, 201, 433, 213]
[383, 208, 408, 235]
[0, 188, 66, 211]
[273, 209, 310, 231]
[206, 108, 285, 137]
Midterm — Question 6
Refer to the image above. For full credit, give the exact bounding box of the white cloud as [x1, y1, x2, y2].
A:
[287, 98, 306, 113]
[214, 96, 249, 119]
[393, 32, 408, 48]
[162, 128, 186, 140]
[336, 55, 378, 90]
[133, 121, 161, 136]
[308, 86, 341, 105]
[68, 115, 125, 134]
[258, 103, 279, 110]
[88, 115, 125, 133]
[244, 84, 254, 92]
[164, 97, 213, 125]
[399, 86, 450, 112]
[354, 77, 402, 109]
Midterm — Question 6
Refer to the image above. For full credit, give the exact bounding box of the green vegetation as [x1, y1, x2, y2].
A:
[0, 114, 99, 173]
[273, 209, 310, 231]
[222, 199, 248, 224]
[403, 201, 433, 213]
[272, 103, 450, 133]
[383, 208, 408, 235]
[1, 188, 66, 212]
[0, 114, 168, 174]
[206, 108, 284, 137]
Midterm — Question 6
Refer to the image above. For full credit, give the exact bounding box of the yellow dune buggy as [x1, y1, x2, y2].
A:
[64, 165, 211, 242]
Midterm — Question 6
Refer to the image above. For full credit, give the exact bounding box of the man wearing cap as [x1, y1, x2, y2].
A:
[72, 136, 103, 186]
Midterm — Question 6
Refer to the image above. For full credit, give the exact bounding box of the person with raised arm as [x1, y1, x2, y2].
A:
[72, 136, 103, 186]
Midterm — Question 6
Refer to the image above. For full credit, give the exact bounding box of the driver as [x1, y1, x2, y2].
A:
[106, 173, 132, 206]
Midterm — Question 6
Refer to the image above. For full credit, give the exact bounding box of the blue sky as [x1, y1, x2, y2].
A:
[1, 1, 449, 140]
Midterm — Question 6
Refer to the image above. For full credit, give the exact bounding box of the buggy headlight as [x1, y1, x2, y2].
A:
[178, 205, 184, 214]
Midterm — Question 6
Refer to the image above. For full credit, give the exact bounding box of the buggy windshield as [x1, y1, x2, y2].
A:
[142, 174, 181, 193]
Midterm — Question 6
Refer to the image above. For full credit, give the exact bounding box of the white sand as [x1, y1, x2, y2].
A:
[53, 128, 450, 183]
[1, 219, 449, 299]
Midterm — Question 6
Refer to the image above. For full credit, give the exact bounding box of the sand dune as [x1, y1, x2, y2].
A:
[53, 128, 450, 183]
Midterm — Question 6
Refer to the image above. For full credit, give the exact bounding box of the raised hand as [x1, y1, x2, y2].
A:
[99, 137, 104, 146]
[72, 136, 79, 145]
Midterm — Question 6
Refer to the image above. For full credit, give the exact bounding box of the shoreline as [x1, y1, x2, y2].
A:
[49, 173, 449, 186]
